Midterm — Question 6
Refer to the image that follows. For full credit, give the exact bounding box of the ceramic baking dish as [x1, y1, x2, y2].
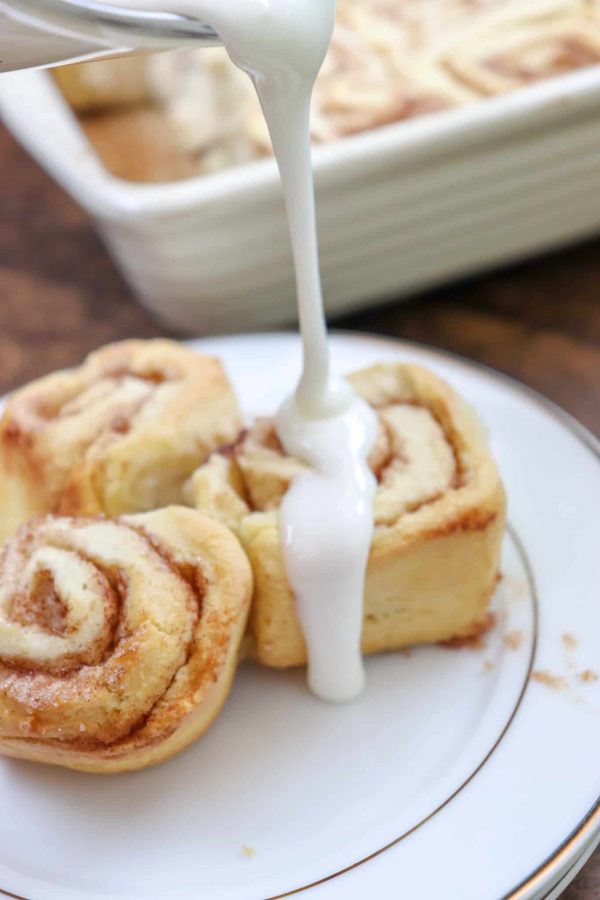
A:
[1, 64, 600, 332]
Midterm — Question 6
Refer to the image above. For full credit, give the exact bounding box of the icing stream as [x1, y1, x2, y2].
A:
[108, 0, 377, 700]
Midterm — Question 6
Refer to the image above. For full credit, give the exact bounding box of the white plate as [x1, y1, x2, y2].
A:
[1, 332, 599, 900]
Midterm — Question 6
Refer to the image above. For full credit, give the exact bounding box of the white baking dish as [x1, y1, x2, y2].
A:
[2, 64, 600, 332]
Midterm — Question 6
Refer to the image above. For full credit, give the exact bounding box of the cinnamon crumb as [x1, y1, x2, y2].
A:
[218, 429, 249, 459]
[577, 670, 598, 683]
[399, 647, 412, 658]
[241, 845, 256, 859]
[531, 670, 567, 690]
[110, 413, 131, 434]
[504, 630, 523, 651]
[562, 633, 577, 651]
[504, 576, 528, 602]
[483, 660, 495, 672]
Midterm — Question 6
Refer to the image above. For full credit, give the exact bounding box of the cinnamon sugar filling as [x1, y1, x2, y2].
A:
[0, 518, 206, 751]
[10, 569, 69, 636]
[223, 399, 464, 518]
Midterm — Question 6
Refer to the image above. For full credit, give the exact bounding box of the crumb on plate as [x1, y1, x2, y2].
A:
[531, 670, 567, 690]
[504, 630, 523, 650]
[562, 633, 578, 651]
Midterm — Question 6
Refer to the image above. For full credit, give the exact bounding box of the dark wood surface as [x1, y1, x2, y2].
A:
[0, 122, 599, 898]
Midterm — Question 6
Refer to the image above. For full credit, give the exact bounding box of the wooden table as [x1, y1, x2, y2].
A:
[0, 123, 599, 898]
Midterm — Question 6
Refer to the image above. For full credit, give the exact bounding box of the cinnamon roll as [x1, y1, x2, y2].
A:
[0, 507, 252, 772]
[187, 363, 506, 668]
[307, 40, 472, 144]
[53, 57, 155, 113]
[441, 13, 600, 94]
[0, 340, 242, 544]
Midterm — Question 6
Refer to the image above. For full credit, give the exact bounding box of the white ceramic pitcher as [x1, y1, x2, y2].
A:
[0, 0, 219, 72]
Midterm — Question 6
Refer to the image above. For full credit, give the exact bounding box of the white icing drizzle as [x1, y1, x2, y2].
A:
[276, 395, 376, 702]
[107, 0, 378, 700]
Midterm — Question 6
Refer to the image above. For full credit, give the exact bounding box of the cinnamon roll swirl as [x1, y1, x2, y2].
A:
[441, 13, 600, 95]
[0, 507, 252, 772]
[187, 363, 506, 667]
[0, 340, 242, 544]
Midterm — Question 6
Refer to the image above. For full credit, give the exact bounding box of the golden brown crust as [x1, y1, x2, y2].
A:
[188, 363, 506, 668]
[0, 339, 242, 545]
[0, 507, 252, 773]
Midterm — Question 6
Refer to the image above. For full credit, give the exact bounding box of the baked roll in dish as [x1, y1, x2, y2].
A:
[308, 51, 473, 144]
[0, 507, 252, 772]
[53, 57, 154, 113]
[0, 340, 242, 544]
[78, 107, 208, 183]
[187, 363, 506, 668]
[441, 13, 600, 94]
